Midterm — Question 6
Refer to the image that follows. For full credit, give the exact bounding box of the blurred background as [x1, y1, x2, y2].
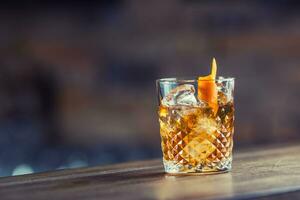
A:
[0, 0, 299, 177]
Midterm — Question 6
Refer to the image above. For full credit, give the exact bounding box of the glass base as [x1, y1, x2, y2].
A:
[163, 159, 232, 174]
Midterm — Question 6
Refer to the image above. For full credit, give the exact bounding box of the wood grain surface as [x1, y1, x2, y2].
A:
[1, 145, 300, 200]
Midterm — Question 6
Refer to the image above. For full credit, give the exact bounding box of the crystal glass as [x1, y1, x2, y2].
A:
[157, 77, 235, 174]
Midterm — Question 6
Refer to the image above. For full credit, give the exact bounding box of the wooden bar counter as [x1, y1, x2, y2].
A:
[1, 145, 300, 200]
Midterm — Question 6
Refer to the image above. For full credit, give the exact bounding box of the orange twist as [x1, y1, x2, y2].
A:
[198, 58, 218, 114]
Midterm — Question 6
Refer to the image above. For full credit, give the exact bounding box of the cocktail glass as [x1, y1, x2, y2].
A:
[157, 77, 235, 174]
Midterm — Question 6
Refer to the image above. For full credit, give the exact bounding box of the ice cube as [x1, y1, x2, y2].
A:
[161, 84, 198, 107]
[193, 117, 217, 135]
[216, 78, 234, 105]
[218, 91, 228, 106]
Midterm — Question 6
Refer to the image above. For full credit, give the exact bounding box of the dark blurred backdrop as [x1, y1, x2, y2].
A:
[0, 0, 299, 177]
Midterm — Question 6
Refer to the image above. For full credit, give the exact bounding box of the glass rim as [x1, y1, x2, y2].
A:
[156, 76, 235, 84]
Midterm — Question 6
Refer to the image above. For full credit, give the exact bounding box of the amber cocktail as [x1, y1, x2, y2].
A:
[157, 59, 235, 174]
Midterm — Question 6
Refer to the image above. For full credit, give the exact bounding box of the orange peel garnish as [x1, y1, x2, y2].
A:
[198, 58, 218, 114]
